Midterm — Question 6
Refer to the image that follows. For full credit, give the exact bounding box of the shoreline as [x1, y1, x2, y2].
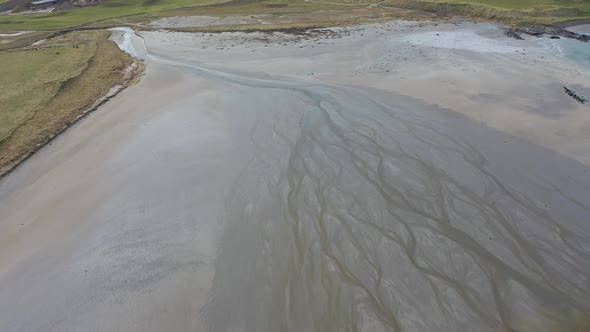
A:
[1, 16, 588, 180]
[2, 18, 588, 180]
[0, 21, 589, 331]
[0, 61, 144, 180]
[506, 24, 589, 42]
[135, 12, 590, 39]
[135, 17, 590, 44]
[135, 19, 590, 165]
[0, 43, 144, 179]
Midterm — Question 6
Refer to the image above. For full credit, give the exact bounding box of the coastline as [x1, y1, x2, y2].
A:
[0, 59, 144, 179]
[1, 17, 588, 177]
[0, 32, 144, 179]
[134, 19, 590, 165]
[0, 20, 589, 331]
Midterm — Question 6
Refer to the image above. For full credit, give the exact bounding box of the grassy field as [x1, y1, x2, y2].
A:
[0, 0, 359, 30]
[384, 0, 590, 24]
[0, 30, 139, 177]
[0, 0, 224, 30]
[432, 0, 590, 11]
[1, 0, 590, 31]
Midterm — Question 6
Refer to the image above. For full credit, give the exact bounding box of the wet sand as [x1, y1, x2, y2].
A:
[141, 22, 590, 165]
[0, 22, 589, 332]
[565, 23, 590, 36]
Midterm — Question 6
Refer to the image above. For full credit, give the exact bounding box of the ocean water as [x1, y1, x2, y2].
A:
[560, 38, 590, 68]
[541, 37, 590, 69]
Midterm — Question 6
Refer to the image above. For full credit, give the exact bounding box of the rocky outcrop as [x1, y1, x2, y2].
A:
[564, 87, 588, 104]
[505, 26, 589, 42]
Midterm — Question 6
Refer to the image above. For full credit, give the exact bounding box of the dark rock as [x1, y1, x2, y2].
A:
[505, 26, 589, 42]
[504, 29, 524, 40]
[564, 87, 588, 104]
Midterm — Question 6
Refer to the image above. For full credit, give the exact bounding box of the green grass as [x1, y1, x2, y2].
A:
[0, 35, 95, 141]
[385, 0, 590, 24]
[0, 30, 138, 176]
[0, 0, 349, 31]
[0, 0, 222, 30]
[156, 0, 334, 17]
[432, 0, 590, 11]
[1, 0, 589, 31]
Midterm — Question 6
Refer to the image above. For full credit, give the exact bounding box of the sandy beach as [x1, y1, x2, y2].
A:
[140, 21, 590, 165]
[0, 21, 589, 331]
[565, 23, 590, 36]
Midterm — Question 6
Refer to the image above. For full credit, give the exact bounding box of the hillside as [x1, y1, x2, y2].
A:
[385, 0, 590, 25]
[1, 0, 590, 31]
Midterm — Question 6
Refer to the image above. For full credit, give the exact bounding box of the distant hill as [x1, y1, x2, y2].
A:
[385, 0, 590, 22]
[1, 0, 589, 31]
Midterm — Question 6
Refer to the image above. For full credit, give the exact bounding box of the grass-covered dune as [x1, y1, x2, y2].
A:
[1, 0, 590, 31]
[0, 0, 224, 30]
[432, 0, 590, 11]
[384, 0, 590, 25]
[0, 30, 141, 177]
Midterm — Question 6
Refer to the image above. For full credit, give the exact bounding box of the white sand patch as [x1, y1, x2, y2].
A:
[0, 31, 31, 36]
[31, 39, 46, 46]
[109, 27, 146, 58]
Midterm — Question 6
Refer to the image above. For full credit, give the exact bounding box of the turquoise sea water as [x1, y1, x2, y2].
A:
[558, 38, 590, 68]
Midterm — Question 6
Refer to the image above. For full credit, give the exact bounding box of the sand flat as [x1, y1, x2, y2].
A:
[140, 22, 590, 165]
[0, 22, 589, 332]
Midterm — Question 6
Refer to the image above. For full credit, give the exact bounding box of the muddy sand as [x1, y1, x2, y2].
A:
[0, 21, 589, 332]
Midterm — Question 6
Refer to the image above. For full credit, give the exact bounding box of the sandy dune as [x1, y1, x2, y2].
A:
[0, 22, 589, 332]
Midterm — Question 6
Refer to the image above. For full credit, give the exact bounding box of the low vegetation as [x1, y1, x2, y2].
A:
[0, 0, 231, 30]
[384, 0, 590, 25]
[0, 30, 140, 177]
[1, 0, 590, 31]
